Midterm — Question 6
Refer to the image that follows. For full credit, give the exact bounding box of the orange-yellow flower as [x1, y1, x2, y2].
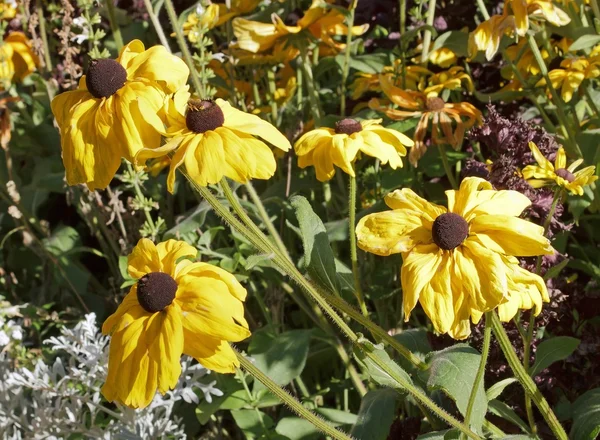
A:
[0, 32, 39, 89]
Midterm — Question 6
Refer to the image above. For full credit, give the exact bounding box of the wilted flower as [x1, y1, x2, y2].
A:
[0, 32, 39, 88]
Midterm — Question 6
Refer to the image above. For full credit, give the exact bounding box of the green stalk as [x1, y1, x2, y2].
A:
[475, 0, 490, 20]
[235, 350, 354, 440]
[267, 67, 279, 123]
[340, 0, 358, 116]
[141, 0, 172, 51]
[349, 175, 368, 316]
[163, 0, 205, 97]
[298, 43, 322, 126]
[125, 163, 156, 235]
[462, 312, 492, 439]
[438, 145, 458, 189]
[490, 312, 568, 440]
[584, 86, 600, 121]
[35, 0, 52, 71]
[592, 0, 600, 26]
[105, 0, 124, 50]
[420, 0, 437, 63]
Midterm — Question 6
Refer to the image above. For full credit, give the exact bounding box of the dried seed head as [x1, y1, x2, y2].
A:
[555, 168, 575, 183]
[186, 99, 225, 133]
[432, 212, 469, 250]
[86, 59, 127, 99]
[137, 272, 177, 313]
[426, 96, 446, 112]
[335, 118, 362, 135]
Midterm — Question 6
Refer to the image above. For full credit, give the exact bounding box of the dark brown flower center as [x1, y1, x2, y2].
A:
[555, 168, 575, 183]
[137, 272, 177, 313]
[432, 212, 469, 250]
[86, 59, 127, 99]
[426, 96, 446, 112]
[186, 99, 225, 133]
[335, 118, 362, 135]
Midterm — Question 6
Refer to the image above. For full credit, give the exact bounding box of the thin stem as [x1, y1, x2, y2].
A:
[126, 163, 155, 232]
[340, 0, 358, 116]
[163, 0, 205, 97]
[35, 0, 52, 71]
[349, 175, 368, 316]
[490, 312, 568, 440]
[298, 43, 322, 127]
[105, 0, 124, 50]
[592, 0, 600, 26]
[584, 86, 600, 121]
[141, 0, 172, 51]
[475, 0, 491, 20]
[420, 0, 437, 62]
[438, 145, 458, 189]
[266, 67, 278, 123]
[462, 312, 492, 438]
[235, 350, 354, 440]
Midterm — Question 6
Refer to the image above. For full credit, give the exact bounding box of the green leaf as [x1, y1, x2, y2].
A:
[486, 378, 518, 401]
[347, 53, 391, 74]
[422, 345, 487, 432]
[529, 336, 580, 377]
[231, 409, 274, 439]
[431, 30, 469, 57]
[570, 388, 600, 440]
[164, 201, 211, 239]
[251, 329, 313, 393]
[353, 334, 413, 391]
[488, 399, 530, 434]
[393, 328, 432, 371]
[416, 429, 460, 439]
[350, 389, 398, 440]
[43, 226, 80, 255]
[569, 34, 600, 51]
[290, 195, 340, 294]
[276, 409, 356, 440]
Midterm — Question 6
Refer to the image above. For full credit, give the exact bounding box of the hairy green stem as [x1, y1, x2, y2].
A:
[105, 0, 124, 50]
[475, 0, 491, 20]
[163, 0, 205, 97]
[298, 43, 322, 126]
[349, 175, 368, 315]
[35, 0, 53, 71]
[420, 0, 437, 62]
[490, 312, 568, 440]
[141, 0, 172, 51]
[462, 312, 492, 438]
[267, 67, 279, 123]
[340, 0, 358, 116]
[438, 145, 458, 189]
[235, 350, 354, 440]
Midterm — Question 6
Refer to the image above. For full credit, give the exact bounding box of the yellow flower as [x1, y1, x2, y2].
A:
[182, 5, 220, 41]
[522, 142, 598, 195]
[102, 238, 250, 409]
[0, 1, 16, 20]
[51, 40, 189, 191]
[356, 177, 553, 339]
[468, 14, 517, 61]
[0, 32, 39, 88]
[428, 47, 459, 68]
[135, 87, 291, 191]
[369, 75, 482, 166]
[351, 64, 431, 100]
[233, 0, 368, 55]
[294, 118, 413, 182]
[535, 57, 600, 102]
[424, 67, 474, 97]
[504, 0, 570, 36]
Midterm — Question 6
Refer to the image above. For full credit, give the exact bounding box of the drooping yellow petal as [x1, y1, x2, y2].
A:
[183, 334, 240, 373]
[400, 244, 442, 320]
[128, 238, 162, 279]
[177, 261, 248, 301]
[156, 239, 197, 277]
[185, 132, 226, 186]
[446, 177, 494, 219]
[418, 254, 455, 334]
[384, 188, 446, 221]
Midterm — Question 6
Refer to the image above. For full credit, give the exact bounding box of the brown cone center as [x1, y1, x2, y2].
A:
[137, 272, 177, 313]
[555, 168, 575, 183]
[86, 59, 127, 99]
[426, 96, 446, 112]
[186, 99, 225, 133]
[335, 118, 362, 135]
[432, 212, 469, 250]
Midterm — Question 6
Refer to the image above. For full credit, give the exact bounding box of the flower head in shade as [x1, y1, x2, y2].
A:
[468, 15, 516, 61]
[135, 87, 291, 191]
[0, 32, 39, 88]
[504, 0, 570, 37]
[369, 75, 481, 166]
[294, 118, 413, 182]
[102, 238, 250, 409]
[356, 177, 553, 339]
[536, 56, 600, 102]
[51, 40, 189, 191]
[522, 142, 598, 195]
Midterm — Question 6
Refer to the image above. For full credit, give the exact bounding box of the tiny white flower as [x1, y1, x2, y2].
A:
[0, 330, 9, 346]
[71, 16, 90, 45]
[10, 326, 22, 341]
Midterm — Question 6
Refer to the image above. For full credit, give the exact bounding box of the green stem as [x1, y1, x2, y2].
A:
[584, 86, 600, 120]
[475, 0, 490, 19]
[349, 175, 368, 316]
[235, 350, 354, 440]
[267, 67, 278, 123]
[420, 0, 437, 62]
[490, 312, 568, 440]
[105, 0, 124, 50]
[141, 0, 172, 51]
[592, 0, 600, 26]
[462, 312, 492, 438]
[438, 145, 458, 189]
[35, 0, 52, 71]
[126, 163, 156, 234]
[163, 0, 205, 97]
[340, 0, 358, 116]
[298, 43, 322, 126]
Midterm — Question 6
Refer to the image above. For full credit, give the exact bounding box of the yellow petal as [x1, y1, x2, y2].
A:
[156, 239, 197, 277]
[529, 141, 553, 171]
[102, 286, 141, 334]
[177, 261, 248, 301]
[446, 176, 493, 219]
[128, 238, 162, 279]
[185, 132, 226, 186]
[294, 129, 333, 156]
[419, 255, 454, 334]
[384, 188, 446, 221]
[183, 334, 239, 373]
[554, 146, 567, 170]
[466, 188, 532, 219]
[400, 244, 442, 320]
[219, 128, 277, 182]
[124, 44, 189, 93]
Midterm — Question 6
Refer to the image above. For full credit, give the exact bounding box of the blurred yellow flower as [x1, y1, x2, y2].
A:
[369, 75, 481, 166]
[0, 0, 16, 20]
[356, 177, 553, 339]
[51, 40, 189, 190]
[294, 118, 413, 181]
[522, 142, 598, 195]
[468, 14, 516, 61]
[425, 67, 473, 97]
[536, 57, 600, 102]
[102, 238, 250, 408]
[504, 0, 570, 36]
[350, 63, 431, 99]
[135, 87, 291, 191]
[427, 47, 459, 68]
[0, 32, 39, 88]
[182, 0, 260, 42]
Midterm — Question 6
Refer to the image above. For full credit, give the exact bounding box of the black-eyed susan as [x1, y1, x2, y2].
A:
[135, 87, 291, 191]
[50, 40, 189, 191]
[504, 0, 570, 37]
[369, 75, 481, 166]
[102, 238, 250, 409]
[294, 118, 413, 182]
[356, 177, 554, 339]
[0, 32, 39, 89]
[522, 142, 598, 195]
[535, 56, 600, 102]
[0, 0, 16, 20]
[468, 14, 517, 61]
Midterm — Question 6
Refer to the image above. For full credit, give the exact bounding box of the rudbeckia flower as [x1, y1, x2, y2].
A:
[468, 14, 516, 61]
[369, 75, 481, 166]
[356, 177, 554, 339]
[294, 118, 413, 181]
[0, 0, 16, 20]
[0, 32, 39, 88]
[522, 142, 598, 195]
[535, 57, 600, 102]
[51, 40, 189, 191]
[351, 64, 430, 100]
[135, 87, 291, 191]
[102, 238, 251, 409]
[504, 0, 570, 36]
[424, 67, 474, 97]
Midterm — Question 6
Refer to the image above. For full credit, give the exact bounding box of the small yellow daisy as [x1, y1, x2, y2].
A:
[102, 238, 250, 409]
[294, 118, 413, 182]
[522, 142, 598, 195]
